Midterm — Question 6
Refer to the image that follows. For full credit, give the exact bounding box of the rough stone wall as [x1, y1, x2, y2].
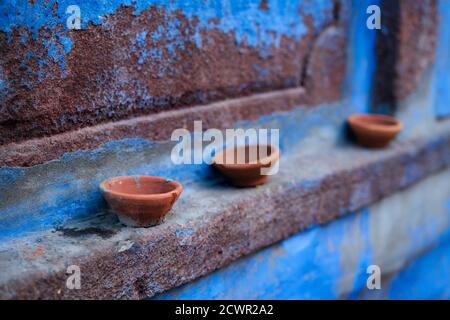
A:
[0, 0, 347, 146]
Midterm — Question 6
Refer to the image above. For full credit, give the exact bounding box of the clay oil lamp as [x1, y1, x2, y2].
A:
[100, 176, 182, 227]
[212, 144, 280, 187]
[347, 114, 403, 148]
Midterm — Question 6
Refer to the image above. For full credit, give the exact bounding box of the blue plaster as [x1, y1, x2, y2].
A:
[404, 204, 445, 254]
[176, 229, 194, 245]
[40, 32, 73, 72]
[156, 231, 328, 299]
[175, 229, 194, 237]
[386, 231, 450, 300]
[58, 33, 73, 53]
[20, 32, 28, 45]
[0, 167, 26, 186]
[235, 101, 346, 155]
[133, 31, 149, 65]
[344, 0, 379, 114]
[0, 77, 6, 94]
[1, 0, 334, 76]
[432, 0, 450, 119]
[347, 208, 373, 298]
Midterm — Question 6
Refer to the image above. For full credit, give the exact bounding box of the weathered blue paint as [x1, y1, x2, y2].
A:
[42, 32, 73, 72]
[360, 232, 450, 299]
[0, 0, 326, 39]
[1, 0, 332, 42]
[1, 0, 334, 75]
[433, 0, 450, 119]
[1, 1, 450, 300]
[0, 68, 6, 95]
[344, 0, 378, 114]
[175, 228, 195, 246]
[387, 240, 450, 299]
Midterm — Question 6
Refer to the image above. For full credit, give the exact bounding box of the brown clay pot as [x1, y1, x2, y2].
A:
[347, 114, 403, 148]
[212, 144, 280, 187]
[100, 176, 182, 227]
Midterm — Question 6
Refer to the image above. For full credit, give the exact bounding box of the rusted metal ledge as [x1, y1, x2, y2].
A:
[1, 122, 449, 299]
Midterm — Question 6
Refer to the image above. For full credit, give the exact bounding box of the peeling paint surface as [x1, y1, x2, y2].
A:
[6, 0, 316, 74]
[0, 0, 346, 144]
[1, 0, 332, 45]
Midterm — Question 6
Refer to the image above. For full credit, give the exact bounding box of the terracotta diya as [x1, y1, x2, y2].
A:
[212, 144, 280, 187]
[347, 114, 403, 148]
[100, 176, 182, 227]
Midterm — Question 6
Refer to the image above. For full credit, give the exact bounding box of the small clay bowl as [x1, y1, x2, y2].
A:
[100, 176, 182, 227]
[212, 144, 280, 187]
[347, 114, 403, 148]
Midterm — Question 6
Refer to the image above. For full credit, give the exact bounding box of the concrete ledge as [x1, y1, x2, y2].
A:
[156, 168, 450, 299]
[1, 120, 449, 299]
[0, 87, 306, 167]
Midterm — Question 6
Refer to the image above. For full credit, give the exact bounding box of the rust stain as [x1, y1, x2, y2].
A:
[26, 245, 45, 260]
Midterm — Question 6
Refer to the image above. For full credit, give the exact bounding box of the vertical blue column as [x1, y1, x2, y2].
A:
[345, 0, 379, 114]
[433, 0, 450, 119]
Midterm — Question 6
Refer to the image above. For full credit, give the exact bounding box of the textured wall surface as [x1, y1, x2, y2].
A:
[433, 0, 450, 118]
[0, 0, 347, 145]
[1, 0, 450, 300]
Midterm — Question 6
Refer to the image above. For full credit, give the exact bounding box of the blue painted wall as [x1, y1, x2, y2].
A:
[0, 2, 448, 246]
[1, 0, 450, 300]
[384, 237, 450, 299]
[433, 0, 450, 119]
[345, 0, 379, 114]
[0, 0, 334, 77]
